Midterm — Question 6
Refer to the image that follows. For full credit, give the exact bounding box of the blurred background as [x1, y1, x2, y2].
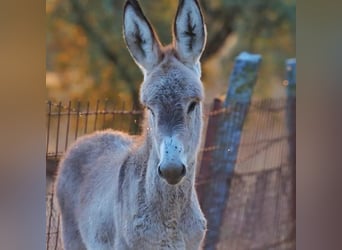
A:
[46, 0, 295, 106]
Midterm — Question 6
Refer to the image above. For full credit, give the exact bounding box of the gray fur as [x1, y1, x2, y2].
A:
[55, 0, 207, 249]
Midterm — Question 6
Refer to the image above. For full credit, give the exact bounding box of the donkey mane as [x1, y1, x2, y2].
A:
[55, 0, 207, 249]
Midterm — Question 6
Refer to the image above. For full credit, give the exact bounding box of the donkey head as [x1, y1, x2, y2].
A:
[123, 0, 206, 185]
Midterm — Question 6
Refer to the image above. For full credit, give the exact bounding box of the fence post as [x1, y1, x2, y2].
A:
[197, 98, 223, 202]
[199, 52, 262, 250]
[286, 58, 296, 159]
[285, 58, 296, 240]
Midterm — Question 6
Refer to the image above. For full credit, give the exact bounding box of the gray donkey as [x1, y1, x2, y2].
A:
[55, 0, 207, 249]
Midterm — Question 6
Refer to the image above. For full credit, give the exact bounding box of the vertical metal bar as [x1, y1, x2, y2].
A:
[129, 103, 135, 134]
[94, 99, 100, 131]
[247, 99, 263, 172]
[54, 214, 60, 250]
[74, 101, 81, 140]
[64, 101, 71, 151]
[269, 99, 278, 241]
[46, 193, 54, 250]
[274, 98, 286, 242]
[102, 99, 108, 129]
[262, 99, 273, 171]
[111, 104, 116, 129]
[275, 97, 285, 167]
[55, 102, 62, 158]
[132, 104, 142, 135]
[84, 101, 90, 134]
[46, 101, 52, 155]
[120, 101, 126, 131]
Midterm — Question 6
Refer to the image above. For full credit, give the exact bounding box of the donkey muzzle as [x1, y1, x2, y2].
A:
[158, 162, 186, 185]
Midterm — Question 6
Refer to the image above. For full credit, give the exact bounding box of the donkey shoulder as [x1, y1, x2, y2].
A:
[57, 129, 133, 185]
[70, 129, 133, 165]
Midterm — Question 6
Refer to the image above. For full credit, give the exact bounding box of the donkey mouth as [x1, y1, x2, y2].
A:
[164, 176, 184, 185]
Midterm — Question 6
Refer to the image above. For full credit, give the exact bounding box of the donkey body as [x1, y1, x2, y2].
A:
[55, 0, 207, 249]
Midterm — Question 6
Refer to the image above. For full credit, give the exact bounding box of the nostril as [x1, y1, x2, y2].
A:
[181, 164, 186, 177]
[158, 165, 163, 177]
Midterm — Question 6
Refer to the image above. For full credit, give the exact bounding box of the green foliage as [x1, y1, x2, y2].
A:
[46, 0, 295, 104]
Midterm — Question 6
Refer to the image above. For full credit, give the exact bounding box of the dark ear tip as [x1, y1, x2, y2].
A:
[124, 0, 142, 12]
[124, 0, 147, 22]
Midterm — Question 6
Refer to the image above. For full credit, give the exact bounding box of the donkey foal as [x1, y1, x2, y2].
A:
[55, 0, 207, 249]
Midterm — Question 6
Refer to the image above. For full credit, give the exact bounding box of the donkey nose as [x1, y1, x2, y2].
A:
[158, 163, 186, 185]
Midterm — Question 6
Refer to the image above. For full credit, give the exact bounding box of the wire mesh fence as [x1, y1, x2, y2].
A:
[46, 192, 63, 250]
[215, 98, 295, 250]
[46, 100, 143, 155]
[46, 97, 295, 250]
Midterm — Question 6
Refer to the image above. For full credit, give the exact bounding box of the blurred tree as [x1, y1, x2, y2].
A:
[46, 0, 295, 105]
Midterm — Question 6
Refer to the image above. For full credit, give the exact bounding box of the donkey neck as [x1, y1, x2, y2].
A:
[136, 131, 195, 220]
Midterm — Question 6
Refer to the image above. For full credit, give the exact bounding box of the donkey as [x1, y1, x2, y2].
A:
[55, 0, 207, 249]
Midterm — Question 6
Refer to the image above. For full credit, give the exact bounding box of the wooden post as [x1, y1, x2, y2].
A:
[285, 58, 296, 240]
[199, 52, 262, 250]
[197, 98, 223, 202]
[286, 58, 296, 156]
[286, 58, 296, 98]
[286, 59, 296, 152]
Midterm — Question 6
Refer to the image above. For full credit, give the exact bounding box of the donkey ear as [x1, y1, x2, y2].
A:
[173, 0, 207, 66]
[123, 0, 162, 73]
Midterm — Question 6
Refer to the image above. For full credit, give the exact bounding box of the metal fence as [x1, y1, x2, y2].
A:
[46, 97, 295, 250]
[199, 98, 295, 250]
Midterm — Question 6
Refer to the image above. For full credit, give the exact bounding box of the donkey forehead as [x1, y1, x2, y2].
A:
[141, 60, 204, 106]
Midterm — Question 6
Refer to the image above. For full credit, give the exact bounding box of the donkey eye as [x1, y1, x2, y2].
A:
[147, 106, 155, 116]
[187, 101, 198, 114]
